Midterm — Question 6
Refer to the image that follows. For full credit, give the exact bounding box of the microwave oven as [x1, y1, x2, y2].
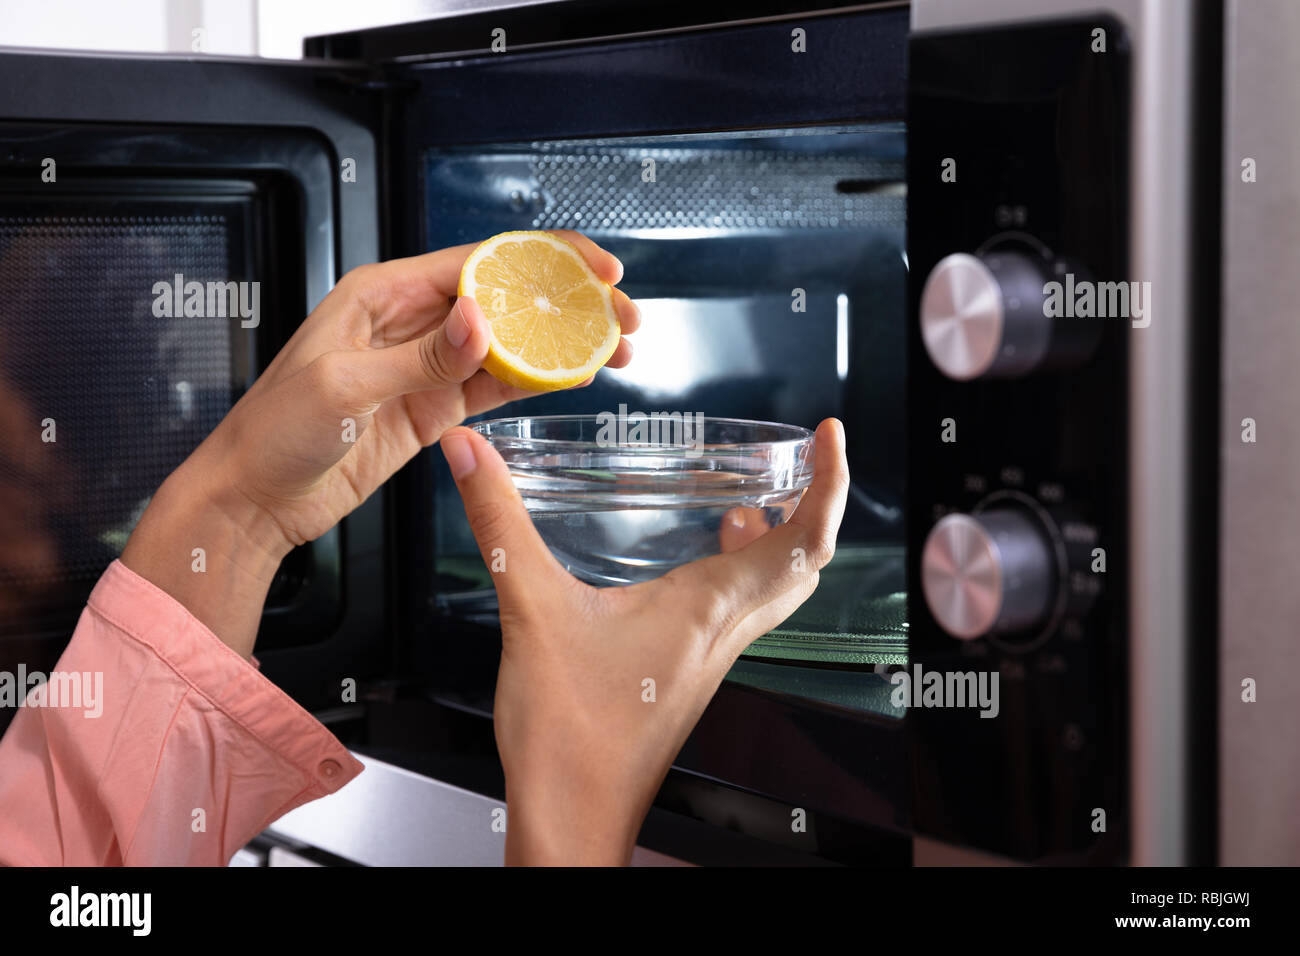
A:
[0, 0, 1295, 867]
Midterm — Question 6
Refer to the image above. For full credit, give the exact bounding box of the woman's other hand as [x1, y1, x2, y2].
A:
[441, 418, 849, 865]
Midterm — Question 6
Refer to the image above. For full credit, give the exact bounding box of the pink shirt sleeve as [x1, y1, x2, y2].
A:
[0, 560, 363, 866]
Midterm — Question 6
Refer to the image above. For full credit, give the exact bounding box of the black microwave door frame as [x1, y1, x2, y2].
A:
[0, 50, 389, 707]
[374, 5, 914, 852]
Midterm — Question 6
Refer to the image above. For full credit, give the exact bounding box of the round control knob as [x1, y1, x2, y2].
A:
[921, 509, 1057, 640]
[919, 251, 1056, 380]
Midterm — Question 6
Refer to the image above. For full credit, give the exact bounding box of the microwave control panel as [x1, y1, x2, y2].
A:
[906, 17, 1130, 863]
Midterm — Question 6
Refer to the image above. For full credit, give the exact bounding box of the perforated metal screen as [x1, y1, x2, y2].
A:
[527, 143, 905, 232]
[0, 214, 235, 586]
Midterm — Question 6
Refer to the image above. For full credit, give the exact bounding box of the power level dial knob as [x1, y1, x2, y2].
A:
[919, 251, 1057, 380]
[920, 509, 1058, 640]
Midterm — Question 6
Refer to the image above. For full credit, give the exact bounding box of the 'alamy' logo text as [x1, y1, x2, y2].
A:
[50, 886, 150, 936]
[152, 274, 259, 328]
[596, 404, 706, 458]
[1042, 273, 1151, 328]
[890, 664, 1000, 718]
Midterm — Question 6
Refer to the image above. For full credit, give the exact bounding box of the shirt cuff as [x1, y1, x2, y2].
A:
[88, 559, 363, 796]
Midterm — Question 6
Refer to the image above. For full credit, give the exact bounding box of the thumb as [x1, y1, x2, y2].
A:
[343, 297, 491, 404]
[718, 507, 770, 553]
[440, 426, 569, 602]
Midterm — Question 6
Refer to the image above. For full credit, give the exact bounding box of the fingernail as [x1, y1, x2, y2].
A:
[442, 434, 476, 479]
[728, 510, 747, 530]
[445, 302, 471, 349]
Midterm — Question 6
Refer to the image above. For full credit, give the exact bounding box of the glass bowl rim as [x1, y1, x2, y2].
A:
[469, 414, 814, 454]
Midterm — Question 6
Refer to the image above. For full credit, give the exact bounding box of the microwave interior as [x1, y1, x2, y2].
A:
[421, 124, 908, 717]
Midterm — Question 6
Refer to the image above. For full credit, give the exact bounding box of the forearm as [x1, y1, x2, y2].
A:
[120, 451, 291, 659]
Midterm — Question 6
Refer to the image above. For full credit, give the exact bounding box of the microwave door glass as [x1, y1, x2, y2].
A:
[425, 125, 907, 712]
[0, 192, 246, 606]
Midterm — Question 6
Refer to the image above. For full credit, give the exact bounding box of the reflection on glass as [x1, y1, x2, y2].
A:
[0, 215, 234, 625]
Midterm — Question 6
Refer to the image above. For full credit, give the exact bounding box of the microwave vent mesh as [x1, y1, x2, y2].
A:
[526, 144, 904, 233]
[0, 215, 234, 586]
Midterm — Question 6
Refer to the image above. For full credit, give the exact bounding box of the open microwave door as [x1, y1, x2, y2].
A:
[0, 50, 388, 712]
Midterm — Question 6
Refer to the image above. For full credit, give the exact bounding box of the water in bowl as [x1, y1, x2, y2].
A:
[472, 415, 814, 586]
[528, 491, 805, 586]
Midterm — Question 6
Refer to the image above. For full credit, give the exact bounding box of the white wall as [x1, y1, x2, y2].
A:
[257, 0, 469, 59]
[0, 0, 496, 59]
[0, 0, 257, 55]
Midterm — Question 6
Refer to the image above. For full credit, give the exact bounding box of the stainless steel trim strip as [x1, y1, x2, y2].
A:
[1124, 0, 1199, 871]
[265, 753, 690, 865]
[267, 754, 508, 866]
[1218, 0, 1300, 866]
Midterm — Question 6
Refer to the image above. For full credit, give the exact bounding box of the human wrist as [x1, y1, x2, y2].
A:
[503, 764, 649, 866]
[120, 455, 292, 658]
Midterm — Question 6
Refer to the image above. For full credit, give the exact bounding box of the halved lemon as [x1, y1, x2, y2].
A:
[458, 230, 620, 391]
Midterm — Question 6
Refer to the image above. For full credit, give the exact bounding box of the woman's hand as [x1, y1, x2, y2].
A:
[121, 235, 639, 658]
[440, 418, 849, 865]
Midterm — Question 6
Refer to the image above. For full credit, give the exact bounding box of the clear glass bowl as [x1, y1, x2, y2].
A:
[470, 415, 815, 586]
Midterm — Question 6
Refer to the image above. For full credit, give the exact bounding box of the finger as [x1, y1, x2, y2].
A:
[399, 364, 535, 447]
[784, 418, 850, 543]
[440, 426, 569, 602]
[328, 235, 630, 349]
[342, 244, 483, 341]
[340, 297, 491, 407]
[721, 418, 849, 641]
[613, 289, 641, 334]
[718, 507, 770, 553]
[603, 337, 634, 369]
[461, 333, 629, 414]
[666, 418, 849, 651]
[462, 369, 539, 418]
[546, 230, 623, 284]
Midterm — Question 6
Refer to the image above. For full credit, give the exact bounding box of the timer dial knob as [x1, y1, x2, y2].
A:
[919, 251, 1056, 380]
[921, 509, 1057, 640]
